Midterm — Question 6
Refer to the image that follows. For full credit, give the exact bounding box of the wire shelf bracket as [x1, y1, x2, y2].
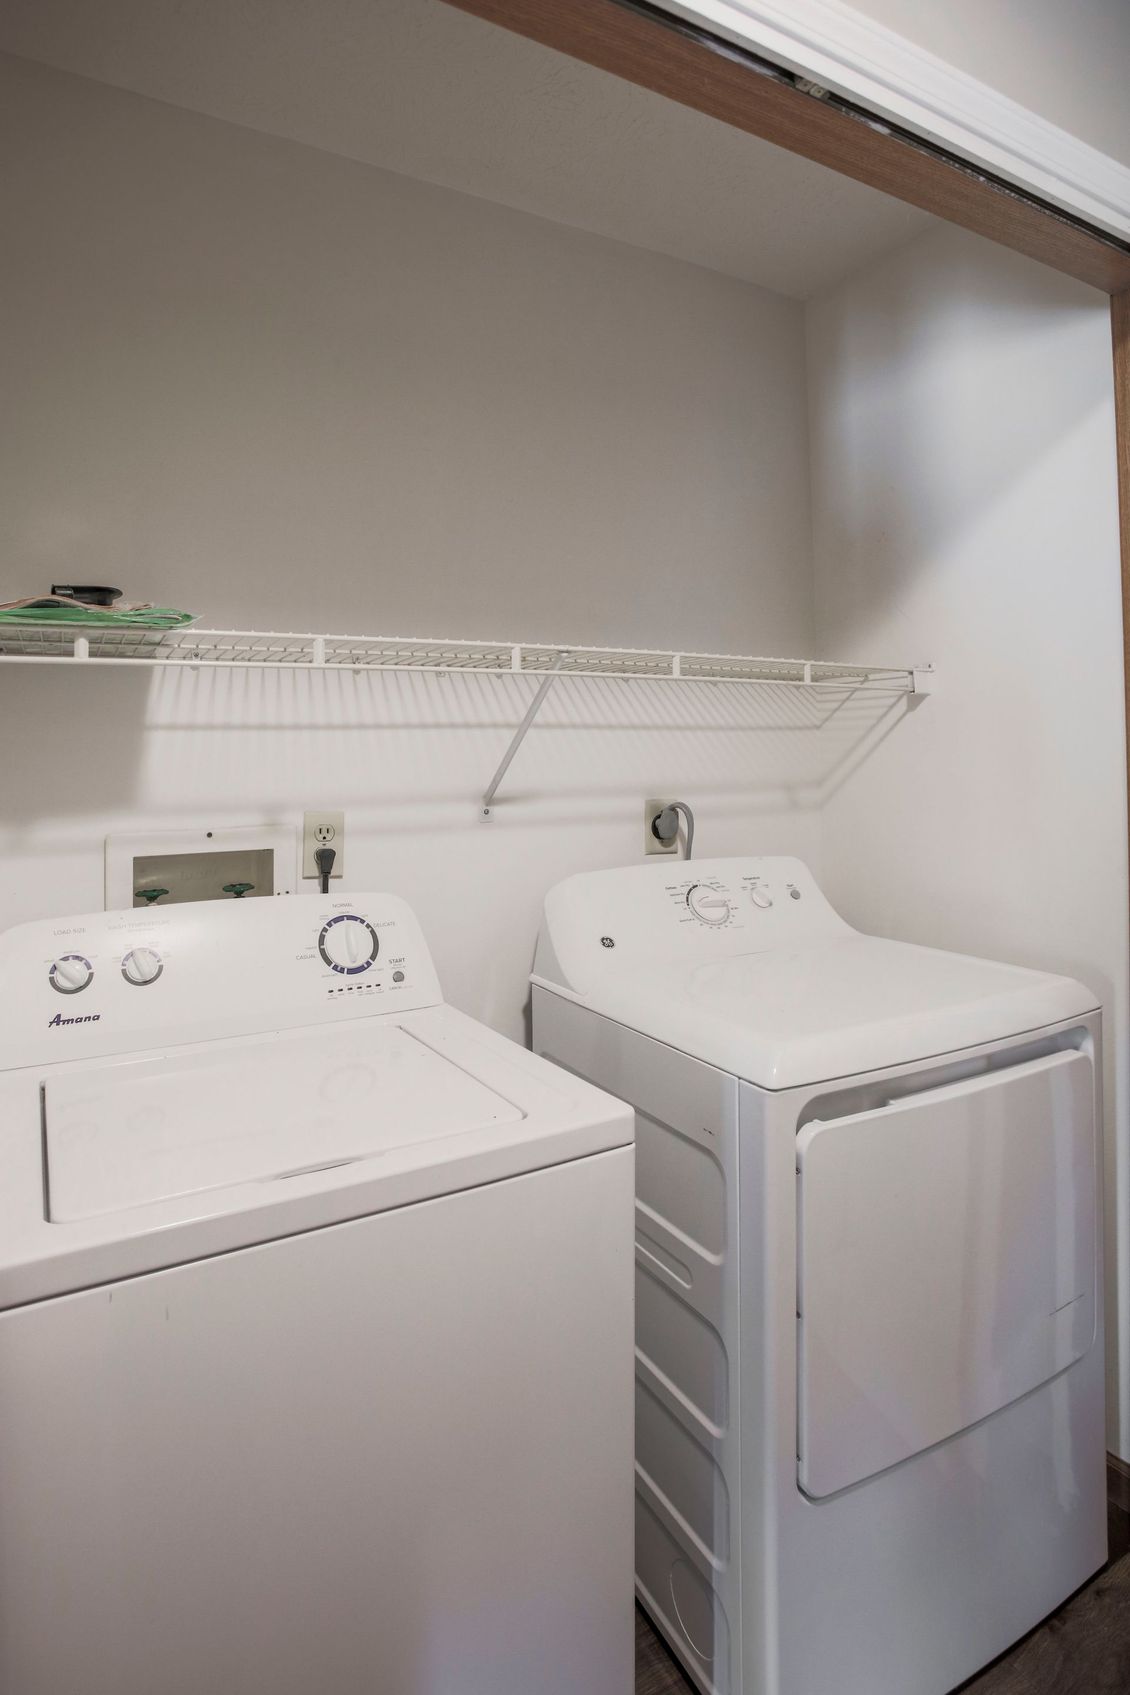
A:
[482, 651, 570, 816]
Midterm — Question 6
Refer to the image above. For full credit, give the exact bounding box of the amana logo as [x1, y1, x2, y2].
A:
[48, 1012, 101, 1029]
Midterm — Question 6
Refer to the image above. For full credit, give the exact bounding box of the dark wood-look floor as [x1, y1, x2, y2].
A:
[636, 1605, 694, 1695]
[636, 1496, 1130, 1695]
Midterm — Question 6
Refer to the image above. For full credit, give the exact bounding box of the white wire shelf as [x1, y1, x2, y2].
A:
[0, 623, 932, 811]
[0, 623, 928, 689]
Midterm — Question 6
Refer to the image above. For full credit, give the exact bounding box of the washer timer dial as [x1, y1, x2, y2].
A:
[319, 914, 379, 975]
[686, 885, 732, 926]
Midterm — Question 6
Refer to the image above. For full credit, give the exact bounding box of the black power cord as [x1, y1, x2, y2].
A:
[314, 845, 336, 895]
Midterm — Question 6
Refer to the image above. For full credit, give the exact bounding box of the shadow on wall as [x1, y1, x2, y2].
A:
[3, 666, 151, 814]
[809, 227, 1116, 644]
[0, 662, 913, 836]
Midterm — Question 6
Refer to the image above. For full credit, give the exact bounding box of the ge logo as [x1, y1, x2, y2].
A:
[600, 936, 616, 949]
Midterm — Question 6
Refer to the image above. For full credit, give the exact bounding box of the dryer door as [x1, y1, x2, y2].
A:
[796, 1048, 1097, 1499]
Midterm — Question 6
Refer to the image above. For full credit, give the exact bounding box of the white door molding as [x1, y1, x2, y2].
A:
[659, 0, 1130, 245]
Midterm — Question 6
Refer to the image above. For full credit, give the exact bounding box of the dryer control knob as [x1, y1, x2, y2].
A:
[686, 885, 732, 925]
[749, 887, 774, 909]
[50, 954, 93, 994]
[121, 947, 163, 986]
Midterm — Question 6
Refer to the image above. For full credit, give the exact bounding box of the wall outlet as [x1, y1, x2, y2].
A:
[644, 799, 680, 855]
[303, 810, 345, 879]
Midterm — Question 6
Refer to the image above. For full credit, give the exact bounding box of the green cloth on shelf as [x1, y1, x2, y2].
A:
[0, 606, 196, 629]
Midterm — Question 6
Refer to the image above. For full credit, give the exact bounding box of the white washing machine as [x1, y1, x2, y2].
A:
[0, 894, 634, 1695]
[531, 855, 1106, 1695]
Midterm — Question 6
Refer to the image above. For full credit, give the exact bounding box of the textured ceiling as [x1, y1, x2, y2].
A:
[0, 0, 936, 298]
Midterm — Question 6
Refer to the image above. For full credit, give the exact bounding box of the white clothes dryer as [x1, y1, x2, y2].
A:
[532, 856, 1105, 1695]
[0, 893, 634, 1695]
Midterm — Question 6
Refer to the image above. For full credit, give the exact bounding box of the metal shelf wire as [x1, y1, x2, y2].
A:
[0, 623, 932, 808]
[0, 623, 923, 683]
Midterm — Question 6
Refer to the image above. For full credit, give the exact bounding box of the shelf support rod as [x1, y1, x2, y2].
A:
[482, 651, 569, 816]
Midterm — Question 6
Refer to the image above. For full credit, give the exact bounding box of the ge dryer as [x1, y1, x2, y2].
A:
[532, 855, 1105, 1695]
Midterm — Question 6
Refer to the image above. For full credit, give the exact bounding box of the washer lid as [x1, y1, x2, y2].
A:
[45, 1023, 523, 1221]
[0, 1004, 632, 1309]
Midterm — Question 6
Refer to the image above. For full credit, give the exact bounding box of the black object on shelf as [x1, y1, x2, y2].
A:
[37, 585, 124, 608]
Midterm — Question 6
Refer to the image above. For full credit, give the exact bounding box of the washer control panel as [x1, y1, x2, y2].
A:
[2, 893, 443, 1068]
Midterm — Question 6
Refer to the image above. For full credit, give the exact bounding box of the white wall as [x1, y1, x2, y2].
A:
[8, 50, 1127, 1456]
[0, 53, 816, 648]
[842, 0, 1130, 167]
[0, 54, 827, 1039]
[807, 223, 1129, 1453]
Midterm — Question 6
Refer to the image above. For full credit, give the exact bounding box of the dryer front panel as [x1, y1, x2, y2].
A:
[796, 1048, 1097, 1498]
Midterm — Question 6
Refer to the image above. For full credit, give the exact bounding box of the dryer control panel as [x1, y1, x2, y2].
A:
[535, 856, 854, 997]
[0, 894, 443, 1069]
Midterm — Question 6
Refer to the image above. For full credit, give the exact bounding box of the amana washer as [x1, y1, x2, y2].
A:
[0, 893, 634, 1695]
[532, 855, 1105, 1695]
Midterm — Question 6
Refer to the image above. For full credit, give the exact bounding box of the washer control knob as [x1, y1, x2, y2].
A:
[749, 887, 774, 909]
[50, 954, 93, 994]
[319, 914, 379, 974]
[686, 885, 732, 926]
[121, 947, 163, 986]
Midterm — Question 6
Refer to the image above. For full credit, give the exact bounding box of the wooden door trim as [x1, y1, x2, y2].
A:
[1115, 292, 1130, 820]
[656, 0, 1130, 246]
[442, 0, 1130, 295]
